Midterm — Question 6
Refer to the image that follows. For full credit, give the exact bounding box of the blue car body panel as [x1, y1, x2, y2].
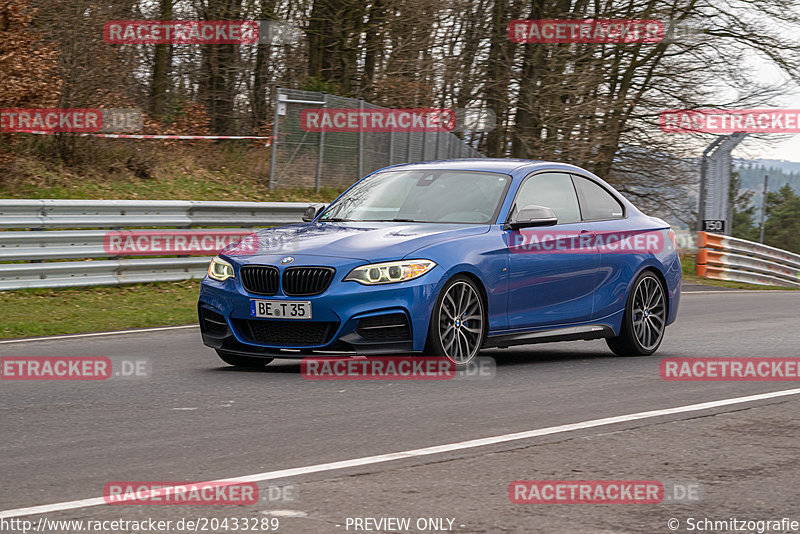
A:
[198, 159, 681, 357]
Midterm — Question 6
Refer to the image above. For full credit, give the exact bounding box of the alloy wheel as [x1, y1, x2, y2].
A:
[438, 280, 484, 364]
[631, 275, 665, 351]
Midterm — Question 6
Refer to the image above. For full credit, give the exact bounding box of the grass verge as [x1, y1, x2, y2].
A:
[0, 280, 200, 340]
[0, 145, 345, 202]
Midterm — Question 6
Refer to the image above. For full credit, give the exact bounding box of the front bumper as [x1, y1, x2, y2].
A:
[198, 262, 442, 358]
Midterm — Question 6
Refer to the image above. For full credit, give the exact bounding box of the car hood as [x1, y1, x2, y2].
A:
[221, 222, 490, 263]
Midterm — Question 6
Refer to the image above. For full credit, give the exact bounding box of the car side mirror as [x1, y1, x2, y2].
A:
[303, 203, 326, 222]
[504, 204, 558, 230]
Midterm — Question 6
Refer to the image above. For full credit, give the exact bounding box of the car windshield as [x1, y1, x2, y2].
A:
[319, 170, 511, 224]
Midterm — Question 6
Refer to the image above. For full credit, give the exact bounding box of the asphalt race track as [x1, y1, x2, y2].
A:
[2, 288, 800, 533]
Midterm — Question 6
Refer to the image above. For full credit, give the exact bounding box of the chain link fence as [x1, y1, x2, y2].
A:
[268, 88, 484, 190]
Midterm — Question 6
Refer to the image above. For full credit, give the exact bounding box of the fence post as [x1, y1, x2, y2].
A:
[435, 131, 440, 159]
[358, 98, 364, 178]
[315, 92, 328, 192]
[406, 130, 412, 162]
[268, 86, 281, 189]
[759, 174, 769, 243]
[388, 127, 394, 165]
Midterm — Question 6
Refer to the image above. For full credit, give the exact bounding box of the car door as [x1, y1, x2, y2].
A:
[505, 171, 601, 330]
[570, 174, 630, 321]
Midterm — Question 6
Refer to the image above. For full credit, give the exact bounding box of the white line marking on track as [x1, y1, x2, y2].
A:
[0, 325, 198, 344]
[682, 290, 798, 294]
[2, 387, 799, 519]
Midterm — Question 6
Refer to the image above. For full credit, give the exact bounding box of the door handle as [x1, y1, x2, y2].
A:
[578, 229, 598, 250]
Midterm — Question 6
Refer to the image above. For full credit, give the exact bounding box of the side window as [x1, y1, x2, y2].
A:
[572, 175, 625, 221]
[513, 172, 581, 224]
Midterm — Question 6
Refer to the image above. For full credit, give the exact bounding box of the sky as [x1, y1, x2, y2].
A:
[736, 35, 800, 162]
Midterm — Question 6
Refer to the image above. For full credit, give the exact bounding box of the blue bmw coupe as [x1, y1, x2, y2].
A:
[199, 159, 681, 367]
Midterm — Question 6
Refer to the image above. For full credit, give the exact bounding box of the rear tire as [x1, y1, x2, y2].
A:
[215, 350, 273, 368]
[606, 270, 667, 357]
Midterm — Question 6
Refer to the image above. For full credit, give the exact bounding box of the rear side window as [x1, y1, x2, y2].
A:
[513, 172, 581, 224]
[572, 175, 625, 221]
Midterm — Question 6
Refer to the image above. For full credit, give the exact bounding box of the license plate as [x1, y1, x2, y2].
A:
[250, 300, 312, 319]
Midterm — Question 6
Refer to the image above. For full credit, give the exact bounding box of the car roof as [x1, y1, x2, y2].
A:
[382, 158, 588, 176]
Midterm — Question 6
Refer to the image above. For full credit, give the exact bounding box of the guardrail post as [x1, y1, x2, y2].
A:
[759, 174, 769, 243]
[695, 231, 706, 278]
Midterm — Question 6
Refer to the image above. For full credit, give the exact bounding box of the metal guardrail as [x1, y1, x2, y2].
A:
[0, 258, 212, 290]
[0, 229, 258, 261]
[12, 202, 793, 291]
[696, 232, 800, 288]
[0, 200, 307, 290]
[0, 200, 308, 229]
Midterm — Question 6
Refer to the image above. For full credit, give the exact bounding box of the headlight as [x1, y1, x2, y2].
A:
[207, 256, 235, 281]
[344, 260, 436, 285]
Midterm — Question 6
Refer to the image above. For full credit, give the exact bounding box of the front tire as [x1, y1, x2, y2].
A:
[215, 350, 273, 368]
[425, 275, 486, 365]
[606, 270, 667, 356]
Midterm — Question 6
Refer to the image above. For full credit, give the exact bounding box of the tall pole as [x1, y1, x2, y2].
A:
[759, 174, 769, 243]
[357, 98, 364, 178]
[268, 86, 281, 189]
[696, 136, 724, 232]
[696, 133, 747, 234]
[315, 92, 328, 192]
